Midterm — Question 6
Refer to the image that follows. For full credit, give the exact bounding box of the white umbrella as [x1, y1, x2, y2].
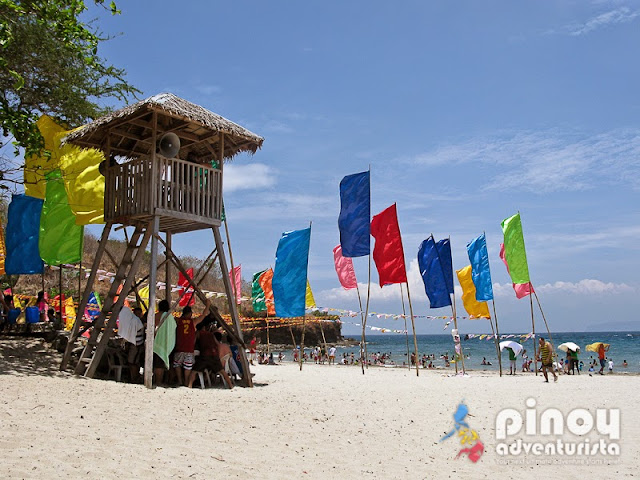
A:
[558, 342, 580, 353]
[499, 341, 523, 356]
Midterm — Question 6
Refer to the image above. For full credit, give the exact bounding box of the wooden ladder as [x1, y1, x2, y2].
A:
[73, 222, 153, 377]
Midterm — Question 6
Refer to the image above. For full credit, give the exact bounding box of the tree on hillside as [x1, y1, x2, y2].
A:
[0, 0, 139, 180]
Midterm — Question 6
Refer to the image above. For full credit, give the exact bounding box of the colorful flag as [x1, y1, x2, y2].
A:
[338, 171, 370, 257]
[273, 227, 311, 318]
[0, 224, 6, 276]
[251, 269, 268, 312]
[178, 268, 196, 307]
[39, 170, 84, 265]
[332, 245, 358, 290]
[5, 194, 45, 275]
[85, 291, 101, 320]
[499, 243, 535, 299]
[456, 265, 491, 319]
[501, 213, 530, 285]
[305, 281, 316, 308]
[370, 204, 407, 287]
[258, 268, 276, 316]
[466, 233, 494, 302]
[23, 115, 65, 199]
[229, 265, 242, 305]
[418, 236, 453, 308]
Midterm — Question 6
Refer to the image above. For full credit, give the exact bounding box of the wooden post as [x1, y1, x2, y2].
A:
[213, 227, 253, 387]
[355, 284, 365, 375]
[144, 216, 159, 389]
[405, 281, 420, 377]
[299, 317, 306, 371]
[319, 319, 329, 362]
[61, 222, 113, 370]
[491, 300, 503, 377]
[399, 283, 411, 370]
[363, 253, 372, 369]
[529, 284, 538, 375]
[265, 313, 270, 355]
[289, 324, 296, 349]
[165, 232, 172, 302]
[533, 291, 555, 357]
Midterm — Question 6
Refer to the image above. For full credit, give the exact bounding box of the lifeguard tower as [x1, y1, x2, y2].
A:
[60, 93, 263, 388]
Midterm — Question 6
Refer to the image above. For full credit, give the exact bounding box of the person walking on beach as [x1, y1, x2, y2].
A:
[598, 343, 607, 375]
[537, 337, 558, 383]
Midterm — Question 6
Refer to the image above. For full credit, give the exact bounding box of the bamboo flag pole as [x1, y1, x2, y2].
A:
[449, 243, 466, 375]
[356, 283, 366, 374]
[299, 221, 312, 372]
[529, 285, 538, 375]
[59, 264, 64, 326]
[399, 283, 411, 370]
[265, 311, 270, 355]
[491, 300, 503, 376]
[533, 291, 555, 362]
[362, 166, 372, 370]
[405, 280, 420, 377]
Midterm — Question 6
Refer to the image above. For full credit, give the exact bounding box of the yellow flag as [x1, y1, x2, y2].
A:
[0, 224, 6, 275]
[456, 265, 491, 319]
[24, 115, 66, 199]
[64, 297, 77, 331]
[305, 280, 316, 308]
[138, 285, 150, 307]
[57, 130, 105, 225]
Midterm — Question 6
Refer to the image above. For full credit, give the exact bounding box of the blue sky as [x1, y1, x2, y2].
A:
[78, 1, 640, 334]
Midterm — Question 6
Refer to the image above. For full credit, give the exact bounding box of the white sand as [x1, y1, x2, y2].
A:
[0, 337, 637, 479]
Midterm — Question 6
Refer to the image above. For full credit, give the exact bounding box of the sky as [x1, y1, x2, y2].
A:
[55, 2, 640, 334]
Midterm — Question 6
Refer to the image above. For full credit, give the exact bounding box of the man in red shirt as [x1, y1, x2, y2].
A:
[173, 301, 210, 387]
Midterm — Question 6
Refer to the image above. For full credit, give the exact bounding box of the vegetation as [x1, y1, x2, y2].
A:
[0, 0, 138, 178]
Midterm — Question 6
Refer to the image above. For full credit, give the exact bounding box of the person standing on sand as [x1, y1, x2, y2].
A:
[328, 345, 336, 365]
[598, 343, 607, 375]
[537, 337, 558, 383]
[173, 302, 210, 387]
[608, 358, 614, 373]
[507, 347, 517, 375]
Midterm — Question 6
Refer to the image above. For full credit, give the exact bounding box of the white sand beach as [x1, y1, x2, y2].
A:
[0, 337, 637, 479]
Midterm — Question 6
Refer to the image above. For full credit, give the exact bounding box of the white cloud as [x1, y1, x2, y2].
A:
[223, 163, 276, 192]
[493, 279, 634, 297]
[404, 129, 640, 192]
[568, 7, 639, 36]
[263, 120, 294, 134]
[228, 191, 336, 222]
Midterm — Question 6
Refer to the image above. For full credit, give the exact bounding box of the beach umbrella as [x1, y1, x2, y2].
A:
[499, 341, 523, 356]
[586, 342, 610, 353]
[557, 342, 581, 353]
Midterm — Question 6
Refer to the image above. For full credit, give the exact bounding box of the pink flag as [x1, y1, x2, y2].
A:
[229, 265, 242, 305]
[499, 243, 534, 299]
[333, 245, 358, 290]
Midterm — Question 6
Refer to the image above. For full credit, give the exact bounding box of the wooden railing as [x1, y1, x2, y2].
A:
[105, 156, 222, 224]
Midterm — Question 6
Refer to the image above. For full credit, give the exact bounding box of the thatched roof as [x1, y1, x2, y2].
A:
[63, 93, 264, 162]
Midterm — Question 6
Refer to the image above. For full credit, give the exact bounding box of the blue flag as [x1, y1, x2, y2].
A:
[5, 194, 45, 275]
[273, 227, 311, 318]
[466, 233, 494, 302]
[418, 236, 453, 309]
[338, 171, 370, 257]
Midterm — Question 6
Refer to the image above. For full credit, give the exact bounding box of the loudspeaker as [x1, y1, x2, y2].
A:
[158, 132, 181, 158]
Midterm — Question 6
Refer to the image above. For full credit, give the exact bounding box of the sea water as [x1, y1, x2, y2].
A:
[275, 331, 640, 373]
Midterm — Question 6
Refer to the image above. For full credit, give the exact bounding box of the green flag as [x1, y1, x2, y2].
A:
[39, 170, 84, 265]
[500, 213, 530, 284]
[252, 269, 268, 312]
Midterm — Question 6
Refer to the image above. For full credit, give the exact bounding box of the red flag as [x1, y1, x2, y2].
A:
[229, 265, 242, 305]
[178, 268, 196, 307]
[370, 203, 407, 287]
